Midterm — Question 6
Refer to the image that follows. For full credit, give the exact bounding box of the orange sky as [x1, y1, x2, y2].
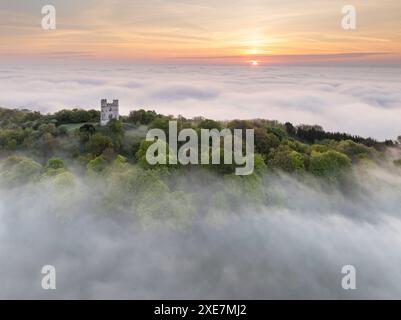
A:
[1, 0, 401, 64]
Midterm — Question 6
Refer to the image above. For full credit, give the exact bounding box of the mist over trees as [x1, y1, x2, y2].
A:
[1, 105, 400, 216]
[0, 105, 400, 199]
[1, 106, 401, 299]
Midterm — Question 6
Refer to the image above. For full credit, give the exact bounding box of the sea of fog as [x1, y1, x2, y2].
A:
[1, 161, 401, 299]
[1, 63, 401, 298]
[0, 64, 400, 140]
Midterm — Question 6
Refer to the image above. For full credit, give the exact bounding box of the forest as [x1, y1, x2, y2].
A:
[0, 106, 400, 228]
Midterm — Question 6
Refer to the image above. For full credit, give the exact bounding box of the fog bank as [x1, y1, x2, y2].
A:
[1, 162, 401, 299]
[1, 64, 401, 140]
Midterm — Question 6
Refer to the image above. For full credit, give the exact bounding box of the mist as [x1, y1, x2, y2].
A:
[1, 64, 401, 140]
[1, 156, 401, 299]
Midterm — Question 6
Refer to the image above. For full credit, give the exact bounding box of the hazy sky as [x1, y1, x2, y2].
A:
[1, 0, 401, 65]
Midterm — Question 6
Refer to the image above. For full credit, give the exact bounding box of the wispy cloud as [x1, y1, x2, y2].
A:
[0, 0, 400, 63]
[0, 64, 400, 140]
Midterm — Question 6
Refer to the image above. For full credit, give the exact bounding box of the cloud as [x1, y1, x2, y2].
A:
[176, 52, 395, 64]
[42, 51, 96, 59]
[150, 84, 220, 101]
[0, 64, 400, 140]
[1, 164, 401, 299]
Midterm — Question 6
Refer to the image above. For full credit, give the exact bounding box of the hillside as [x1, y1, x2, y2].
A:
[0, 106, 400, 182]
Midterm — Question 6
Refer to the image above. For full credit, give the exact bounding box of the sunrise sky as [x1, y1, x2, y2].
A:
[1, 0, 401, 65]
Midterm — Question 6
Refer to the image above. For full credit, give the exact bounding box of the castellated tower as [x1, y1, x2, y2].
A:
[100, 99, 119, 126]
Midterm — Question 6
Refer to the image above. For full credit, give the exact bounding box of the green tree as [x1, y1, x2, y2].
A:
[266, 126, 287, 141]
[135, 139, 175, 169]
[0, 128, 29, 149]
[46, 157, 66, 170]
[198, 119, 222, 130]
[227, 120, 253, 130]
[86, 155, 108, 175]
[254, 128, 280, 155]
[268, 145, 305, 172]
[0, 156, 42, 186]
[149, 117, 170, 133]
[336, 140, 373, 162]
[309, 150, 351, 178]
[128, 109, 157, 124]
[85, 133, 113, 156]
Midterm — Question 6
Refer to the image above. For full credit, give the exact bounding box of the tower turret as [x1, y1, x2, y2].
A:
[100, 99, 119, 126]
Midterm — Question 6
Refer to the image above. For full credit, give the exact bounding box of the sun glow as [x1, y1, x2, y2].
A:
[251, 60, 259, 66]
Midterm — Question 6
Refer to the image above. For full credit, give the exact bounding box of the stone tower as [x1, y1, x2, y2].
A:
[100, 99, 119, 126]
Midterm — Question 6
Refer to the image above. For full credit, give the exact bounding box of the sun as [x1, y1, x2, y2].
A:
[250, 60, 259, 66]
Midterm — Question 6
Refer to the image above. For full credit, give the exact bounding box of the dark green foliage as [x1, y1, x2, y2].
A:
[76, 123, 97, 144]
[295, 125, 378, 147]
[266, 126, 287, 141]
[198, 119, 221, 130]
[254, 128, 280, 155]
[54, 108, 99, 125]
[102, 119, 125, 150]
[227, 120, 253, 130]
[284, 122, 296, 136]
[79, 124, 96, 135]
[0, 128, 30, 149]
[0, 107, 41, 129]
[128, 109, 158, 125]
[85, 133, 113, 156]
[149, 117, 170, 132]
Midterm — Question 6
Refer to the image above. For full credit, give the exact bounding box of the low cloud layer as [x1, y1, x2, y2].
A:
[1, 162, 401, 299]
[0, 64, 400, 140]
